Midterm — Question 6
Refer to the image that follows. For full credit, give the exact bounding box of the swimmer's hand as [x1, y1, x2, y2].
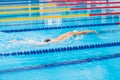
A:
[93, 30, 99, 34]
[9, 39, 18, 43]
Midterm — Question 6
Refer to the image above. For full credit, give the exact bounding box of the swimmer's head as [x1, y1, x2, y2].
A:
[43, 39, 51, 43]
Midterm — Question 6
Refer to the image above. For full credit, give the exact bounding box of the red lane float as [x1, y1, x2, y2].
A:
[90, 12, 120, 16]
[70, 6, 120, 10]
[47, 0, 106, 3]
[87, 2, 120, 4]
[57, 2, 120, 6]
[118, 22, 120, 25]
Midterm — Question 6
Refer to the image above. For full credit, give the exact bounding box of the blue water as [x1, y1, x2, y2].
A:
[0, 1, 120, 80]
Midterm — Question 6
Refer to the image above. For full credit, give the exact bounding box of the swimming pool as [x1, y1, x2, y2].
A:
[0, 0, 120, 80]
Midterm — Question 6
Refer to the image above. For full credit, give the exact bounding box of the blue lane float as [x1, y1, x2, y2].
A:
[0, 42, 120, 57]
[98, 28, 120, 33]
[1, 22, 119, 33]
[1, 52, 120, 74]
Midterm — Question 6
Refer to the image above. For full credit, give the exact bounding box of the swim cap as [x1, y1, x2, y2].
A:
[43, 39, 51, 42]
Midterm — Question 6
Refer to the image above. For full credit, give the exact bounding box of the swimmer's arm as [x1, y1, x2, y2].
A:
[88, 30, 98, 34]
[76, 30, 98, 35]
[9, 39, 19, 43]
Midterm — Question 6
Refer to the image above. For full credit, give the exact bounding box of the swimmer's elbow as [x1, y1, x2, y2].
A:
[52, 39, 59, 43]
[79, 31, 88, 35]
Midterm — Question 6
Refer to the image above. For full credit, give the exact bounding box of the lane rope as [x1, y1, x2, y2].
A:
[0, 2, 120, 9]
[0, 8, 70, 14]
[0, 0, 108, 5]
[0, 4, 57, 9]
[0, 41, 120, 56]
[57, 2, 120, 6]
[0, 12, 120, 22]
[0, 14, 89, 22]
[0, 16, 119, 27]
[1, 1, 120, 7]
[0, 1, 29, 4]
[1, 6, 120, 14]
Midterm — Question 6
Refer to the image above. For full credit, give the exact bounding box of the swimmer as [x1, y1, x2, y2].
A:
[10, 30, 98, 45]
[43, 30, 98, 43]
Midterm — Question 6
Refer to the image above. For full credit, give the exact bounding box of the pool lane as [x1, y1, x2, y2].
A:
[1, 55, 120, 80]
[0, 6, 120, 15]
[0, 1, 120, 80]
[0, 16, 118, 28]
[0, 25, 120, 53]
[0, 0, 112, 6]
[0, 12, 120, 22]
[0, 46, 120, 74]
[1, 22, 120, 33]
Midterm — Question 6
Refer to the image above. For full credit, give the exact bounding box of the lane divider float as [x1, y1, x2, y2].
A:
[0, 0, 108, 5]
[0, 4, 57, 9]
[57, 2, 120, 6]
[0, 1, 120, 9]
[0, 8, 70, 14]
[0, 14, 89, 22]
[0, 16, 119, 27]
[1, 1, 120, 8]
[0, 42, 120, 56]
[0, 12, 120, 22]
[1, 6, 120, 14]
[0, 1, 29, 4]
